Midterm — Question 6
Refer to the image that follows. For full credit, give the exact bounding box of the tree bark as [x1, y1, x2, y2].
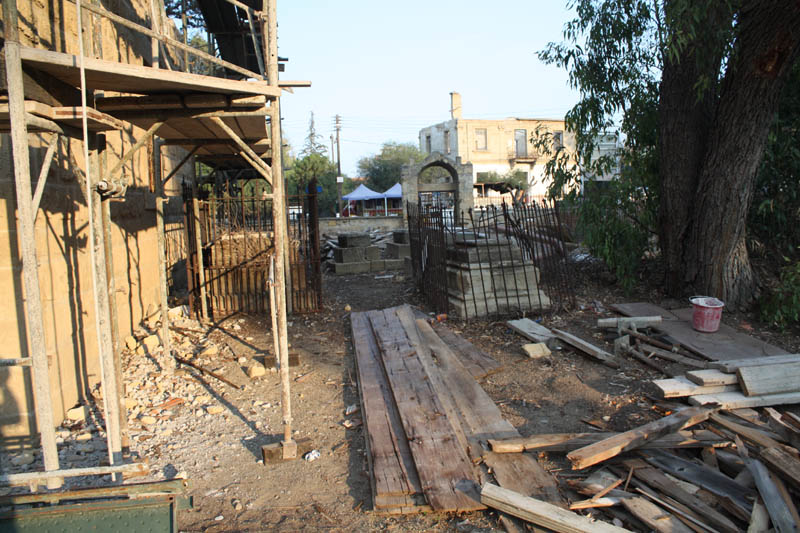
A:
[661, 0, 800, 308]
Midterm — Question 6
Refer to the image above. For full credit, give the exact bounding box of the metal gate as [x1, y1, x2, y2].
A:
[184, 185, 321, 318]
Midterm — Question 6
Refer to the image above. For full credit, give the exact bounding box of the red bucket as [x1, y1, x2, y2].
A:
[690, 296, 724, 333]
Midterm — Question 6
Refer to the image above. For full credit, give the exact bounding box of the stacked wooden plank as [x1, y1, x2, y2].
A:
[351, 305, 559, 515]
[651, 354, 800, 408]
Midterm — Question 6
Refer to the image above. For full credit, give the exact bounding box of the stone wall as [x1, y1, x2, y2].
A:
[319, 216, 405, 235]
[0, 0, 192, 436]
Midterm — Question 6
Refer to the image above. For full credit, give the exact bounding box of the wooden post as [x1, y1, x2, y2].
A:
[264, 0, 294, 457]
[149, 0, 160, 68]
[155, 140, 171, 354]
[191, 180, 209, 320]
[98, 134, 128, 449]
[3, 0, 62, 489]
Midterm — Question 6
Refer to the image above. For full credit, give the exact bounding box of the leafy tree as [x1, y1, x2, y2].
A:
[299, 112, 328, 158]
[164, 0, 205, 30]
[541, 0, 800, 307]
[286, 153, 353, 217]
[357, 142, 426, 192]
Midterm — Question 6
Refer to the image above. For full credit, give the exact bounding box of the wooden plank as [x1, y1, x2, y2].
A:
[51, 106, 124, 131]
[710, 354, 800, 372]
[489, 430, 727, 454]
[637, 343, 708, 369]
[689, 390, 800, 409]
[552, 329, 620, 368]
[620, 462, 740, 533]
[405, 309, 560, 505]
[507, 318, 557, 347]
[644, 451, 754, 516]
[748, 500, 769, 533]
[19, 46, 282, 97]
[566, 407, 714, 470]
[759, 447, 800, 491]
[367, 308, 482, 512]
[652, 376, 739, 398]
[350, 312, 426, 512]
[737, 362, 800, 396]
[430, 321, 502, 379]
[709, 412, 785, 449]
[620, 496, 694, 533]
[480, 483, 630, 533]
[612, 303, 789, 361]
[746, 459, 798, 533]
[685, 369, 738, 386]
[597, 316, 663, 329]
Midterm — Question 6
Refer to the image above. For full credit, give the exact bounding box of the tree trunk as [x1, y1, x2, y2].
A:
[661, 0, 800, 308]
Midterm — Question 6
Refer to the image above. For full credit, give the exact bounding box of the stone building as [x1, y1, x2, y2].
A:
[417, 92, 576, 201]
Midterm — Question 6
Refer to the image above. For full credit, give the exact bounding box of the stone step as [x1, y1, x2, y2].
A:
[385, 242, 411, 259]
[334, 245, 381, 263]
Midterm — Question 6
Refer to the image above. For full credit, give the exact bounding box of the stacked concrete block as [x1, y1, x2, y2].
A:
[384, 230, 409, 270]
[332, 233, 385, 275]
[446, 236, 550, 317]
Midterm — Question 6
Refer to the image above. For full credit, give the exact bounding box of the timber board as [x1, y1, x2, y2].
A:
[19, 47, 281, 97]
[350, 312, 426, 513]
[611, 302, 788, 361]
[367, 308, 483, 512]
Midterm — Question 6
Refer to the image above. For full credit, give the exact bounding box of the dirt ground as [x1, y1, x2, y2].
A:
[7, 253, 798, 532]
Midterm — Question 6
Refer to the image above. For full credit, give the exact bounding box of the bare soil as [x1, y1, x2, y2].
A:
[9, 254, 798, 532]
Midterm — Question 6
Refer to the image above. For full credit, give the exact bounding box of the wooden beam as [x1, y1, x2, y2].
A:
[32, 133, 59, 220]
[489, 430, 728, 454]
[566, 407, 714, 470]
[209, 116, 271, 177]
[710, 354, 800, 373]
[480, 483, 629, 533]
[737, 362, 800, 397]
[652, 377, 739, 399]
[100, 121, 163, 193]
[2, 0, 61, 489]
[685, 369, 738, 386]
[19, 46, 280, 97]
[507, 318, 557, 347]
[689, 390, 800, 410]
[552, 329, 620, 368]
[597, 316, 662, 329]
[746, 459, 798, 533]
[160, 145, 199, 187]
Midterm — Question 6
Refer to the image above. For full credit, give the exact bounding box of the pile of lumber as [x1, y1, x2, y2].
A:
[321, 229, 393, 263]
[653, 354, 800, 409]
[484, 403, 800, 532]
[351, 305, 560, 520]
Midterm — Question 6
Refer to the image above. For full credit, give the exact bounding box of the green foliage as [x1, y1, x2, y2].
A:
[357, 142, 425, 192]
[750, 61, 800, 259]
[538, 1, 664, 288]
[285, 153, 354, 217]
[165, 0, 205, 29]
[760, 259, 800, 329]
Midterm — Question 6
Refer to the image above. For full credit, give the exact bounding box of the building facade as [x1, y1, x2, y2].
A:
[418, 92, 576, 201]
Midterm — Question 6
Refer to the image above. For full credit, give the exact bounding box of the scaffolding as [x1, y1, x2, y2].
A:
[0, 0, 302, 491]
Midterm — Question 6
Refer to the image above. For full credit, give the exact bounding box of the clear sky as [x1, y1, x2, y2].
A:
[276, 1, 578, 177]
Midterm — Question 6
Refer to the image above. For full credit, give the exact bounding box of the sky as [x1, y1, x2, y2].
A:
[275, 1, 579, 177]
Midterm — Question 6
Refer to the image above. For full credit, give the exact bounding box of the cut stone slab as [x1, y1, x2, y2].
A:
[334, 246, 377, 263]
[384, 259, 405, 271]
[247, 363, 266, 378]
[337, 233, 370, 248]
[370, 260, 386, 272]
[67, 405, 89, 421]
[142, 334, 160, 352]
[334, 261, 371, 275]
[522, 343, 551, 359]
[124, 335, 138, 351]
[385, 242, 411, 259]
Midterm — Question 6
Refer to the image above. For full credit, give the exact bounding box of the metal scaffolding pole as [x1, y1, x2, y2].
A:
[2, 0, 62, 489]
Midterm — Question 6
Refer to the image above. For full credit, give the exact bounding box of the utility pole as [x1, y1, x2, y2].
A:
[330, 134, 335, 164]
[334, 114, 342, 216]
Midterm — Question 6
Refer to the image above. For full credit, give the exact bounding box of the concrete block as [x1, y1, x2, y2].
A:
[334, 261, 371, 275]
[384, 259, 405, 271]
[385, 242, 411, 259]
[337, 233, 371, 248]
[522, 343, 552, 359]
[392, 230, 410, 244]
[365, 246, 381, 261]
[334, 246, 367, 263]
[370, 260, 386, 272]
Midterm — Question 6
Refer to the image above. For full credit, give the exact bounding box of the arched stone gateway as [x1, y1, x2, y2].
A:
[401, 152, 473, 221]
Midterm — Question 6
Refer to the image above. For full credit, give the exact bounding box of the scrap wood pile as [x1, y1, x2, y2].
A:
[350, 304, 562, 525]
[486, 400, 800, 532]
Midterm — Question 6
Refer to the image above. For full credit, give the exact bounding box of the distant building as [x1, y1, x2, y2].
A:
[581, 132, 623, 192]
[418, 92, 576, 202]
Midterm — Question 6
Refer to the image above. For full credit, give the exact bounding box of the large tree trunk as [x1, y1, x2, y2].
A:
[660, 0, 800, 308]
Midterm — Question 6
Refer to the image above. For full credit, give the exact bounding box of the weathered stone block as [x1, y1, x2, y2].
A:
[370, 260, 386, 272]
[334, 261, 371, 275]
[384, 259, 405, 271]
[337, 233, 370, 248]
[365, 246, 381, 261]
[334, 246, 366, 263]
[385, 242, 411, 259]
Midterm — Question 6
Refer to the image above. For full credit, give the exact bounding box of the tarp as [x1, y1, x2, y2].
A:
[382, 183, 402, 199]
[343, 183, 382, 201]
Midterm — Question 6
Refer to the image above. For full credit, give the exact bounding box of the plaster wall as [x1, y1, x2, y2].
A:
[0, 0, 191, 436]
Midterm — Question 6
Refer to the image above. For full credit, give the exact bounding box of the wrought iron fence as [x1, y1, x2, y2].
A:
[407, 200, 574, 319]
